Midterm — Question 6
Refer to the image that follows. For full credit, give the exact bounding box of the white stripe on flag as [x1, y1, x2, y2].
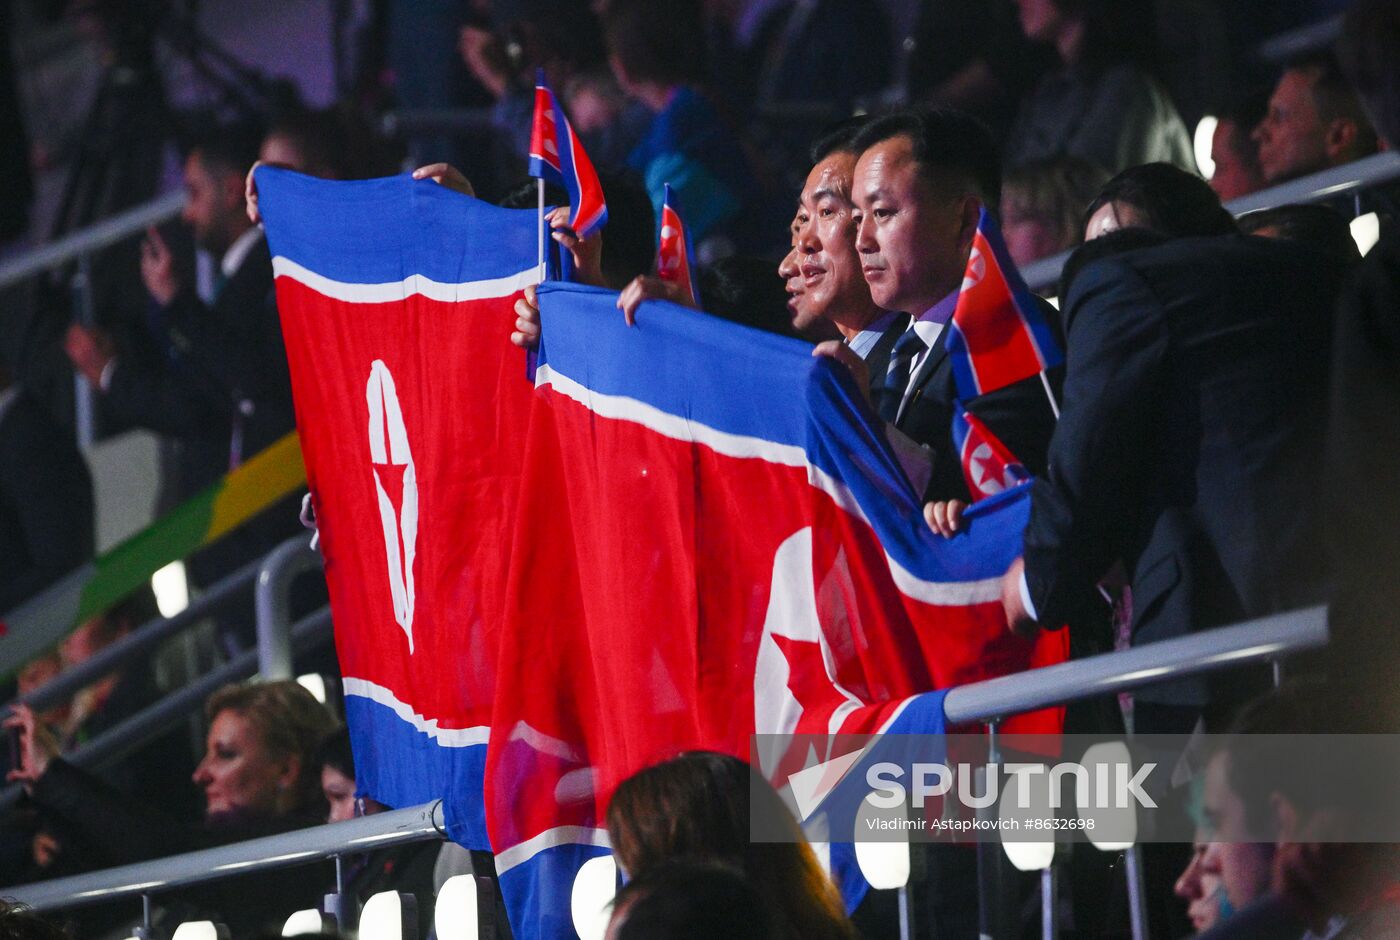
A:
[536, 363, 1005, 606]
[494, 826, 612, 875]
[342, 677, 490, 747]
[272, 257, 540, 304]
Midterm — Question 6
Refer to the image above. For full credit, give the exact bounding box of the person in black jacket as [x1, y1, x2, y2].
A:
[0, 367, 94, 615]
[1005, 232, 1347, 724]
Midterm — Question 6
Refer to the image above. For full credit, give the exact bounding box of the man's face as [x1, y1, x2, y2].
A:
[180, 151, 239, 255]
[1253, 69, 1332, 183]
[1210, 120, 1264, 201]
[853, 135, 973, 316]
[1200, 752, 1276, 912]
[778, 216, 818, 333]
[791, 152, 880, 332]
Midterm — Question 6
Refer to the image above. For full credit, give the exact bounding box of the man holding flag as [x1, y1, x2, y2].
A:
[847, 110, 1062, 505]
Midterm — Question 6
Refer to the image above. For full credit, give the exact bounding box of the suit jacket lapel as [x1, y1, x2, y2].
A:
[896, 332, 950, 426]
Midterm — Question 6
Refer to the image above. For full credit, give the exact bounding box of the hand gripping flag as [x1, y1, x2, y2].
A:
[945, 207, 1063, 400]
[528, 70, 608, 238]
[655, 183, 700, 306]
[488, 284, 1066, 939]
[254, 167, 540, 850]
[953, 401, 1031, 500]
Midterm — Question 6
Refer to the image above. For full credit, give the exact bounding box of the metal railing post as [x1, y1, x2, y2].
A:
[70, 253, 98, 450]
[254, 536, 323, 680]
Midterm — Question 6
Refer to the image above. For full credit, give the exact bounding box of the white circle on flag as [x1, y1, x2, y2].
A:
[962, 247, 985, 292]
[660, 225, 677, 240]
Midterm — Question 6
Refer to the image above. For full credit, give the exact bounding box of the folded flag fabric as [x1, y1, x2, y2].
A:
[655, 183, 700, 306]
[945, 207, 1063, 400]
[255, 167, 540, 850]
[528, 70, 608, 238]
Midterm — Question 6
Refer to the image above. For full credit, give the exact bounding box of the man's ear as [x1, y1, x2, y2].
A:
[1324, 118, 1361, 162]
[957, 195, 983, 254]
[277, 753, 303, 793]
[1271, 790, 1301, 844]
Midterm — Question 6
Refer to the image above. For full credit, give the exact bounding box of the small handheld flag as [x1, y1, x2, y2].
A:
[952, 401, 1030, 500]
[945, 207, 1063, 401]
[656, 184, 700, 306]
[528, 70, 608, 238]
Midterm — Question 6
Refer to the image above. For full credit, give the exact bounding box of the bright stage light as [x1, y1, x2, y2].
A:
[282, 909, 331, 936]
[570, 854, 617, 940]
[152, 560, 190, 617]
[1195, 116, 1219, 179]
[1352, 212, 1381, 256]
[171, 923, 230, 940]
[1084, 742, 1138, 851]
[999, 763, 1055, 871]
[360, 891, 419, 940]
[434, 874, 481, 940]
[853, 795, 911, 890]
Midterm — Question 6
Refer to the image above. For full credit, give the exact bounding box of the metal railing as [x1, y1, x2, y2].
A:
[0, 189, 187, 450]
[1021, 150, 1400, 293]
[0, 604, 1329, 927]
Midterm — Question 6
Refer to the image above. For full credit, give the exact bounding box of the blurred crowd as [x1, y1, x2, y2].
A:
[1, 0, 1399, 937]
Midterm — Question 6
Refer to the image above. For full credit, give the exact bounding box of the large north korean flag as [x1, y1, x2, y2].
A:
[256, 167, 539, 847]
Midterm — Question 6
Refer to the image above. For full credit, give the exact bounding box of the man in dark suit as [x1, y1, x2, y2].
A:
[64, 126, 299, 632]
[0, 368, 94, 614]
[1005, 231, 1346, 719]
[847, 110, 1061, 502]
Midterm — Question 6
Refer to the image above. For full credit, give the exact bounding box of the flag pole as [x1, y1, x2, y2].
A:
[537, 178, 546, 281]
[1038, 371, 1060, 420]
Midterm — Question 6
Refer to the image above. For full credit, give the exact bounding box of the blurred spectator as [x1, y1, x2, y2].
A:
[605, 751, 855, 940]
[459, 0, 607, 161]
[1252, 54, 1378, 185]
[1238, 204, 1361, 268]
[565, 67, 651, 168]
[606, 860, 775, 940]
[1001, 156, 1110, 266]
[6, 680, 336, 935]
[0, 363, 94, 614]
[1174, 839, 1230, 935]
[603, 0, 757, 256]
[1192, 683, 1400, 938]
[64, 123, 302, 649]
[1004, 0, 1194, 173]
[1208, 92, 1268, 202]
[314, 728, 438, 939]
[1326, 0, 1400, 735]
[907, 0, 1055, 138]
[1083, 162, 1237, 241]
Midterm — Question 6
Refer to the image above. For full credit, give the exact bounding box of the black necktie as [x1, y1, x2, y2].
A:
[879, 328, 926, 423]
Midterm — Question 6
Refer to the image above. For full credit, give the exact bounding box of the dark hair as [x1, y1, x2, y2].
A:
[610, 860, 775, 940]
[809, 115, 873, 164]
[596, 168, 656, 289]
[1083, 163, 1237, 239]
[1238, 204, 1361, 267]
[1003, 157, 1112, 251]
[1285, 53, 1379, 156]
[699, 256, 801, 339]
[1337, 0, 1400, 149]
[1058, 227, 1171, 301]
[1218, 88, 1270, 133]
[851, 109, 1002, 209]
[191, 121, 265, 179]
[264, 108, 351, 179]
[602, 0, 705, 87]
[0, 900, 70, 939]
[498, 170, 654, 289]
[312, 725, 356, 780]
[1221, 680, 1336, 840]
[606, 752, 854, 940]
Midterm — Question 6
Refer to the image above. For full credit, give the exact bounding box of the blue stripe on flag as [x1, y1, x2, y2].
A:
[255, 168, 540, 285]
[343, 694, 490, 849]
